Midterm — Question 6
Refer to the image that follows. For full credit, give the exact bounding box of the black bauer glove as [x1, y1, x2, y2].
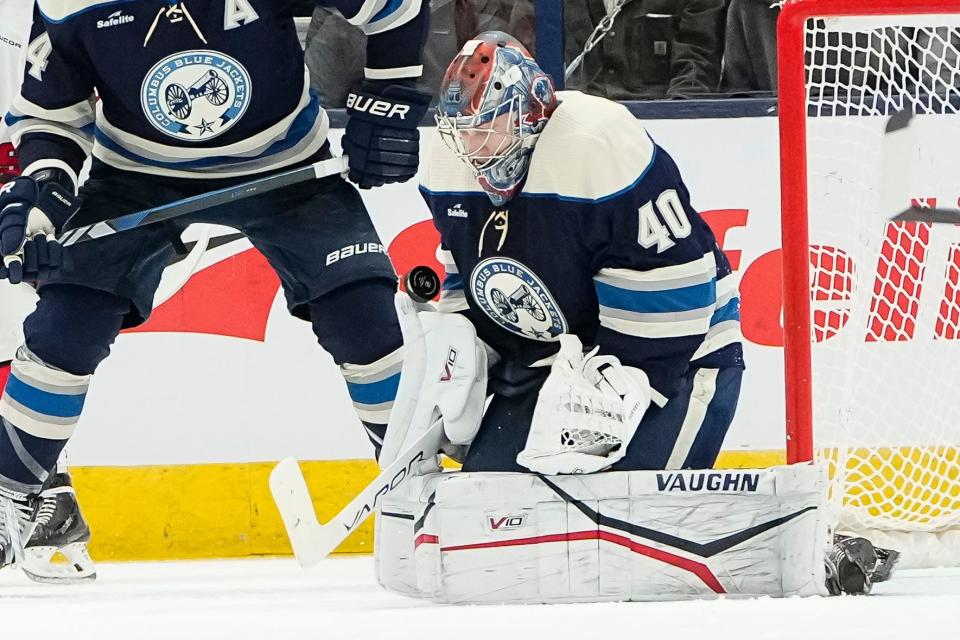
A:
[342, 81, 432, 189]
[0, 169, 80, 284]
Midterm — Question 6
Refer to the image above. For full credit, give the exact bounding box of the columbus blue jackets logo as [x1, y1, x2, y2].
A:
[471, 258, 566, 341]
[141, 51, 251, 141]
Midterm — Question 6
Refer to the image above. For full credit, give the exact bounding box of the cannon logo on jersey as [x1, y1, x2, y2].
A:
[471, 258, 566, 341]
[141, 51, 251, 141]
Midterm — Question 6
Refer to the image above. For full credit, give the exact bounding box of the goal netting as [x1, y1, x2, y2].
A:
[778, 0, 960, 568]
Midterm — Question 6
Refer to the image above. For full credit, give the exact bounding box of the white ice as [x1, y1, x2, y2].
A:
[1, 557, 958, 640]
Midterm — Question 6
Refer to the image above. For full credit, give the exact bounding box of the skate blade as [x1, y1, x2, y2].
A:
[22, 542, 97, 584]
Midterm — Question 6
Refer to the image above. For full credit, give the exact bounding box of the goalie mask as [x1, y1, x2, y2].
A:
[436, 32, 558, 206]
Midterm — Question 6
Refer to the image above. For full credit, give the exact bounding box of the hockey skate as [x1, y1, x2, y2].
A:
[825, 535, 900, 595]
[22, 473, 96, 583]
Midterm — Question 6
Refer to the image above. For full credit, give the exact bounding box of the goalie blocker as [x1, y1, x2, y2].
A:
[375, 464, 831, 603]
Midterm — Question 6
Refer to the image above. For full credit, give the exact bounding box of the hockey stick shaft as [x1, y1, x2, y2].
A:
[270, 418, 444, 568]
[58, 156, 349, 247]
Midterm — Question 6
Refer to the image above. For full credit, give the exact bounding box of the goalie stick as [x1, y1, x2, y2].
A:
[270, 266, 445, 567]
[57, 156, 349, 247]
[270, 419, 444, 568]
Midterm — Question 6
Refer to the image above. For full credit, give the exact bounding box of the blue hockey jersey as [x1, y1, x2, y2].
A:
[4, 0, 429, 183]
[420, 91, 744, 403]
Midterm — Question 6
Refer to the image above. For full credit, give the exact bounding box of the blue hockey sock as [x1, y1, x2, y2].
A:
[0, 348, 89, 492]
[341, 347, 403, 456]
[309, 278, 404, 456]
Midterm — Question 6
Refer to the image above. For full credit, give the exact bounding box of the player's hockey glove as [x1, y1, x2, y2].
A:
[342, 81, 432, 189]
[0, 169, 80, 284]
[518, 334, 652, 474]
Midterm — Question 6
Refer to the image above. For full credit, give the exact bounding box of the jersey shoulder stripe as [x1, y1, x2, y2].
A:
[337, 0, 422, 34]
[38, 0, 135, 24]
[364, 0, 421, 34]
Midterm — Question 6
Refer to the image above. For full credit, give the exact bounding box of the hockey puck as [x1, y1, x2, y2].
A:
[405, 266, 441, 303]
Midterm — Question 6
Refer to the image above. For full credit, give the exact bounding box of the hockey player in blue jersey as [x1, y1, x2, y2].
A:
[0, 0, 433, 573]
[415, 32, 744, 475]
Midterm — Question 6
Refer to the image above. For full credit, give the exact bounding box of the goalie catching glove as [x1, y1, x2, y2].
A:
[517, 334, 652, 474]
[378, 294, 488, 469]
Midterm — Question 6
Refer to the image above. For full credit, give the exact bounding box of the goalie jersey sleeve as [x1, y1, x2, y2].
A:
[586, 142, 744, 401]
[5, 0, 429, 182]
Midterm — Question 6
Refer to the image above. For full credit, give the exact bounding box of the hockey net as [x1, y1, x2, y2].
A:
[778, 0, 960, 567]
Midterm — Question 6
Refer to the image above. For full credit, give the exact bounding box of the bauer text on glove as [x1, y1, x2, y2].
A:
[342, 81, 432, 190]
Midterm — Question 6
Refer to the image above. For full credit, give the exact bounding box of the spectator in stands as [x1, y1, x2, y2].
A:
[565, 0, 728, 100]
[304, 1, 537, 107]
[304, 7, 365, 106]
[723, 2, 920, 102]
[721, 0, 780, 94]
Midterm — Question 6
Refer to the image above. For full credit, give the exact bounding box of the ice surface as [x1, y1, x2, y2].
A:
[1, 556, 958, 640]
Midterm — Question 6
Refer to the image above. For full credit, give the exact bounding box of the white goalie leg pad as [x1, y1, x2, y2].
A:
[376, 464, 830, 603]
[374, 471, 449, 597]
[379, 295, 487, 468]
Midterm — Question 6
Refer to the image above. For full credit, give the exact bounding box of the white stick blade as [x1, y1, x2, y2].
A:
[269, 457, 335, 568]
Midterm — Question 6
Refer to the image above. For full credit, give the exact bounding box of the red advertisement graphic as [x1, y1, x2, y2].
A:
[127, 201, 960, 349]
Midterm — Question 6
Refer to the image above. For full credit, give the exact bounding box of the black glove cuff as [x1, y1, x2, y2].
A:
[35, 182, 81, 232]
[29, 167, 77, 195]
[346, 81, 432, 129]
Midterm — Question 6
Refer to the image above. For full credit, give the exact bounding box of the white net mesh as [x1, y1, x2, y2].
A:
[802, 11, 960, 567]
